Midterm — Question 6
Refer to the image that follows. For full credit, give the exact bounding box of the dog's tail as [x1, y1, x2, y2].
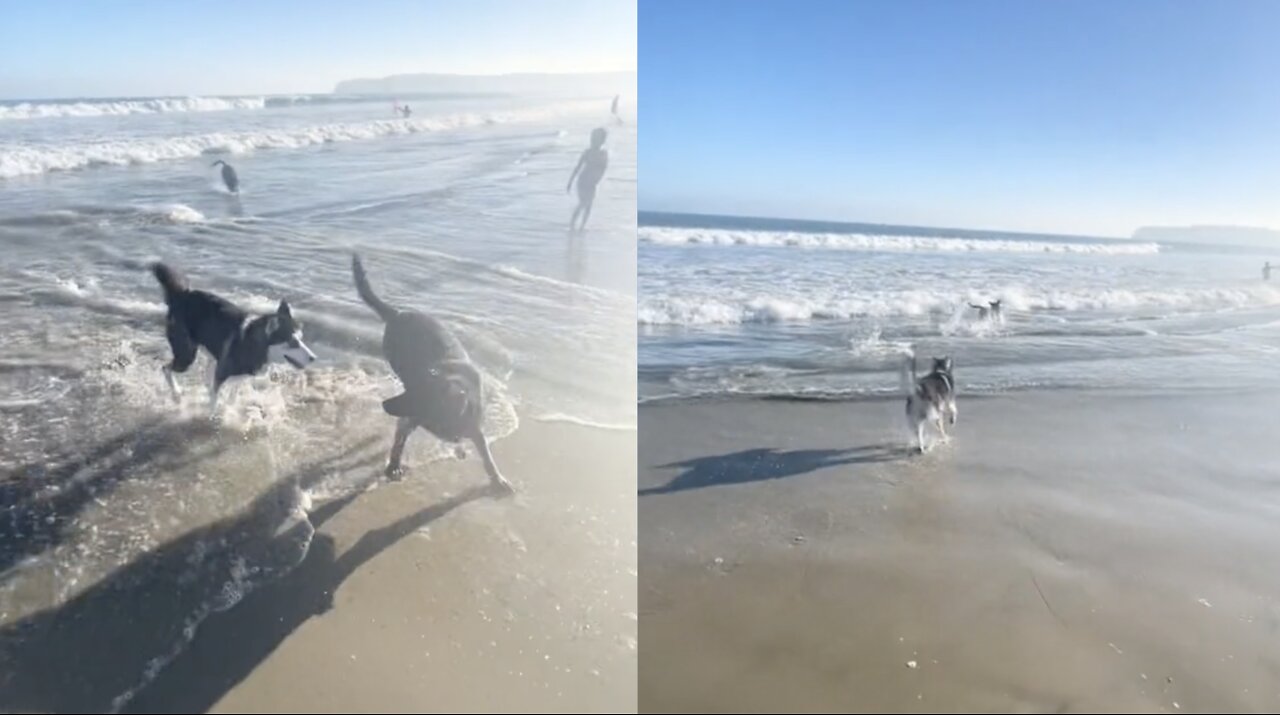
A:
[900, 346, 919, 396]
[352, 253, 398, 323]
[150, 262, 187, 304]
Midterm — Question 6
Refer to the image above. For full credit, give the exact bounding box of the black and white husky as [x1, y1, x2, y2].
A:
[904, 354, 957, 454]
[151, 263, 316, 414]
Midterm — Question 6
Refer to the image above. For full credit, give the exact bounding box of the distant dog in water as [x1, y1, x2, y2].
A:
[211, 160, 239, 193]
[151, 263, 316, 415]
[904, 354, 957, 454]
[351, 254, 512, 494]
[969, 299, 1002, 321]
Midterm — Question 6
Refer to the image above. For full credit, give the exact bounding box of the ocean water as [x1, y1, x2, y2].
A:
[639, 212, 1280, 401]
[0, 92, 634, 709]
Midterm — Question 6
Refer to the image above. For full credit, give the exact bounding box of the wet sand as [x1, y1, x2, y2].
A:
[639, 391, 1280, 713]
[0, 419, 636, 714]
[210, 422, 636, 714]
[189, 421, 635, 714]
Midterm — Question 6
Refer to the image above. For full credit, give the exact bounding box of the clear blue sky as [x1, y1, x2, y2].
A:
[0, 0, 635, 99]
[640, 0, 1280, 237]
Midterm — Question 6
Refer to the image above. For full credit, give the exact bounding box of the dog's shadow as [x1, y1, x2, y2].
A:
[0, 441, 498, 714]
[0, 418, 228, 579]
[640, 443, 910, 496]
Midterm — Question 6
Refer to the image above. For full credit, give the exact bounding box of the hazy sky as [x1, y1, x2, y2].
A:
[640, 0, 1280, 237]
[0, 0, 635, 99]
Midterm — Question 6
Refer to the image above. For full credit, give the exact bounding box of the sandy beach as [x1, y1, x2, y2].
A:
[639, 390, 1280, 713]
[0, 416, 636, 714]
[206, 420, 637, 715]
[0, 74, 636, 715]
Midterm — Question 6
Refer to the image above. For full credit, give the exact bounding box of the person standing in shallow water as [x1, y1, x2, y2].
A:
[1265, 262, 1272, 281]
[567, 127, 609, 232]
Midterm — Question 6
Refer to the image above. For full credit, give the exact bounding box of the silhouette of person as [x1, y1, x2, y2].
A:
[567, 127, 608, 232]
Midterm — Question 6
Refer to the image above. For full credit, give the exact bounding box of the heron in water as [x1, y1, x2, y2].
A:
[211, 160, 239, 193]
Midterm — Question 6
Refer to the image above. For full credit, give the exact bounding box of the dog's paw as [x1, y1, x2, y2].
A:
[384, 464, 406, 481]
[490, 477, 516, 498]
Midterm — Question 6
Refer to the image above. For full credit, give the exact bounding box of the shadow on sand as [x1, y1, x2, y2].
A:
[1, 418, 227, 578]
[0, 434, 500, 713]
[640, 444, 910, 496]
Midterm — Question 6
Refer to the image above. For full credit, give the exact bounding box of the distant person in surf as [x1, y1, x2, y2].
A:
[567, 127, 609, 232]
[1265, 262, 1272, 281]
[402, 104, 412, 118]
[211, 160, 239, 194]
[611, 94, 622, 124]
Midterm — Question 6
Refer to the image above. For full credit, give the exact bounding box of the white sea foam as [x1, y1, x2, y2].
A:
[0, 102, 592, 178]
[531, 412, 637, 431]
[638, 293, 952, 325]
[639, 226, 1160, 255]
[638, 284, 1280, 326]
[0, 204, 206, 229]
[0, 96, 266, 121]
[160, 204, 206, 224]
[848, 329, 914, 360]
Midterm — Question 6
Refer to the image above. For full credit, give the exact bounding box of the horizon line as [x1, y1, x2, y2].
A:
[639, 209, 1280, 242]
[638, 209, 1131, 242]
[1, 68, 638, 102]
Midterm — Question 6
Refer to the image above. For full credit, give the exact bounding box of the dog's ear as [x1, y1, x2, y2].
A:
[383, 393, 414, 417]
[942, 356, 953, 371]
[277, 300, 292, 319]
